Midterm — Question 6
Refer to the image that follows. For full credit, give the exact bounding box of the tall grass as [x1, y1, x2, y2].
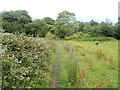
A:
[69, 40, 118, 88]
[67, 60, 77, 85]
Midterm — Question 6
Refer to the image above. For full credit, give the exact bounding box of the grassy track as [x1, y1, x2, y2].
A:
[49, 41, 62, 88]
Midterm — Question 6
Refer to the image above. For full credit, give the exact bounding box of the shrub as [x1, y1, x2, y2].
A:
[1, 33, 51, 88]
[64, 32, 91, 40]
[45, 32, 57, 40]
[0, 29, 4, 33]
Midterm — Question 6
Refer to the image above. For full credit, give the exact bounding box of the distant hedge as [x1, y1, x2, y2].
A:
[1, 33, 51, 88]
[77, 37, 117, 41]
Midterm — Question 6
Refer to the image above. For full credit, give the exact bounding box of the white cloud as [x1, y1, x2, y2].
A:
[0, 0, 119, 23]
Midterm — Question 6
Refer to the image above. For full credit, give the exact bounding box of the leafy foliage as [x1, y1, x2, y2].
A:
[2, 10, 32, 33]
[56, 10, 76, 24]
[24, 22, 40, 37]
[89, 19, 99, 26]
[55, 11, 78, 38]
[1, 33, 51, 88]
[1, 10, 119, 39]
[2, 10, 31, 24]
[45, 32, 57, 39]
[64, 32, 90, 40]
[43, 17, 55, 25]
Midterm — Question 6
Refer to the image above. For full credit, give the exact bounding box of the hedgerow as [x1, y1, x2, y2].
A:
[1, 33, 51, 88]
[77, 37, 117, 41]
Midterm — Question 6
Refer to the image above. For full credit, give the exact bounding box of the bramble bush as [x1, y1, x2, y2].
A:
[1, 33, 51, 88]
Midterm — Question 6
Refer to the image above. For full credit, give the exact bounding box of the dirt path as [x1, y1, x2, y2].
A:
[49, 42, 61, 88]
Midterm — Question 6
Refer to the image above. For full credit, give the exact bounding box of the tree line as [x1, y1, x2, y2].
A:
[1, 10, 119, 39]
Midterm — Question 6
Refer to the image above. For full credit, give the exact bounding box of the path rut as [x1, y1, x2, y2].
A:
[49, 42, 61, 88]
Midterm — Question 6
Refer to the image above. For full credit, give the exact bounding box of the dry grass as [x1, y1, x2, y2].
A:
[94, 81, 105, 88]
[95, 49, 105, 59]
[77, 67, 87, 87]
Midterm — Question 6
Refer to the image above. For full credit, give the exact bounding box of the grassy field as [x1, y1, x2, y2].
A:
[1, 33, 118, 88]
[50, 40, 118, 88]
[69, 41, 118, 88]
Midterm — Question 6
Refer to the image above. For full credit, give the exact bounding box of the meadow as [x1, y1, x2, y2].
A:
[50, 40, 118, 88]
[1, 33, 118, 88]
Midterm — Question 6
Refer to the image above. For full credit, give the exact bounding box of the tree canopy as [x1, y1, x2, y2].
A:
[1, 10, 119, 39]
[2, 10, 32, 33]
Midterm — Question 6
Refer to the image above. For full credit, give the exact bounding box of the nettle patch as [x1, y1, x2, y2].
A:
[1, 33, 51, 88]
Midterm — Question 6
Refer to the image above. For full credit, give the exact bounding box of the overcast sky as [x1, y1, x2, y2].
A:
[0, 0, 119, 23]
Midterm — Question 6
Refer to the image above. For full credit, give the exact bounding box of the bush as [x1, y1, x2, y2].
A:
[64, 32, 90, 40]
[45, 32, 57, 40]
[0, 29, 4, 33]
[1, 33, 51, 88]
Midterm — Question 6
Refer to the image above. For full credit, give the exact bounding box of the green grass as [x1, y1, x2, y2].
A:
[48, 40, 118, 88]
[68, 40, 118, 88]
[55, 41, 72, 88]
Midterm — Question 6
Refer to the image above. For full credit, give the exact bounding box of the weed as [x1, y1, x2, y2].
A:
[94, 81, 105, 88]
[95, 49, 105, 59]
[77, 67, 86, 87]
[108, 57, 114, 69]
[89, 63, 93, 70]
[67, 60, 77, 85]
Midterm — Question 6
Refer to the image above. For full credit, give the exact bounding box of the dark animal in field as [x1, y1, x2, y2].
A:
[95, 42, 99, 45]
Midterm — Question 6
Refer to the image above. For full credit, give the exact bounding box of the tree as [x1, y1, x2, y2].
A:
[2, 10, 31, 24]
[32, 19, 48, 37]
[24, 22, 40, 37]
[0, 12, 4, 33]
[2, 21, 24, 33]
[100, 22, 114, 37]
[83, 24, 92, 33]
[43, 17, 55, 25]
[33, 19, 46, 30]
[2, 10, 32, 33]
[88, 25, 102, 37]
[40, 24, 54, 37]
[76, 21, 85, 32]
[56, 10, 76, 24]
[55, 11, 78, 38]
[113, 17, 120, 39]
[89, 19, 99, 26]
